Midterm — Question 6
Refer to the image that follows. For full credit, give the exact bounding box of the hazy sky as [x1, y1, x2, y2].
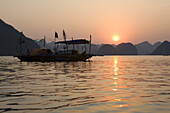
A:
[0, 0, 170, 44]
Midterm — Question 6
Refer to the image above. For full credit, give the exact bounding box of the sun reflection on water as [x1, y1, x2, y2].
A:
[112, 57, 126, 108]
[113, 57, 119, 88]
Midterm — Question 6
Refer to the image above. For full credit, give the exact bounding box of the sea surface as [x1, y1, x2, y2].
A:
[0, 56, 170, 113]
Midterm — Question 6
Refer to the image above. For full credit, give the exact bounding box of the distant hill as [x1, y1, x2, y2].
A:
[36, 39, 46, 48]
[116, 43, 137, 55]
[152, 41, 162, 51]
[135, 41, 153, 55]
[0, 19, 40, 56]
[98, 44, 116, 55]
[135, 41, 162, 55]
[152, 41, 170, 55]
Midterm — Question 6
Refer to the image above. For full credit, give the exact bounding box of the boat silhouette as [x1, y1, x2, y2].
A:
[14, 31, 93, 62]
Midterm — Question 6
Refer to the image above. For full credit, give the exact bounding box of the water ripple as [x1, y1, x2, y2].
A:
[0, 56, 170, 113]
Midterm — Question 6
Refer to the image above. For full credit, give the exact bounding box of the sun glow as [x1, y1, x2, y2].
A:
[112, 35, 119, 42]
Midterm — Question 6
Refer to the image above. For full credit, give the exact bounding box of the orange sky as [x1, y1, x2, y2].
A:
[0, 0, 170, 44]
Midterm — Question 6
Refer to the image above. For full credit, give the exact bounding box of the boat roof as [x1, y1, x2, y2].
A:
[55, 39, 89, 45]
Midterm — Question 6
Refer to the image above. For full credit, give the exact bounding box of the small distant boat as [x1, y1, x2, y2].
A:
[163, 52, 169, 56]
[163, 54, 169, 56]
[14, 31, 93, 62]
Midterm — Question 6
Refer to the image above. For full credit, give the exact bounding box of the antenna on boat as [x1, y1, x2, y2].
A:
[89, 35, 92, 54]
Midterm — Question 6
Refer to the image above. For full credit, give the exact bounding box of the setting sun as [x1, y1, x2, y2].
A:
[112, 36, 119, 42]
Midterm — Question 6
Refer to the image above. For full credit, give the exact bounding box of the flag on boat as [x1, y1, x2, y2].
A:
[63, 29, 66, 41]
[55, 32, 58, 38]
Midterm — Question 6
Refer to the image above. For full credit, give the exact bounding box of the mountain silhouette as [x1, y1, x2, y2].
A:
[135, 41, 162, 55]
[1, 18, 168, 56]
[135, 41, 153, 55]
[98, 44, 116, 55]
[152, 41, 162, 51]
[36, 39, 46, 48]
[0, 19, 40, 56]
[152, 41, 170, 55]
[116, 43, 137, 55]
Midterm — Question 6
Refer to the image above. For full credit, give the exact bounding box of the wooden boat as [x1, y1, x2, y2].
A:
[16, 53, 92, 62]
[14, 31, 93, 62]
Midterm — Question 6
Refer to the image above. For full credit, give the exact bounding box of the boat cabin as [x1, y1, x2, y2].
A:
[55, 39, 90, 55]
[57, 50, 78, 55]
[29, 49, 53, 56]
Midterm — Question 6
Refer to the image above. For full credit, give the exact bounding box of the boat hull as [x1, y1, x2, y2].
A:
[14, 54, 92, 62]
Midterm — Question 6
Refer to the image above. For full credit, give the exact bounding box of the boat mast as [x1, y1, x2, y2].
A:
[63, 29, 68, 51]
[89, 35, 92, 54]
[44, 36, 46, 48]
[72, 37, 75, 50]
[54, 36, 56, 51]
[19, 32, 23, 56]
[54, 32, 58, 51]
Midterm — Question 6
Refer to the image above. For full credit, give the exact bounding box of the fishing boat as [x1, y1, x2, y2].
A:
[14, 30, 93, 62]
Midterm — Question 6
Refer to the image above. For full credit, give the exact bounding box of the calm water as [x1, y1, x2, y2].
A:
[0, 56, 170, 113]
